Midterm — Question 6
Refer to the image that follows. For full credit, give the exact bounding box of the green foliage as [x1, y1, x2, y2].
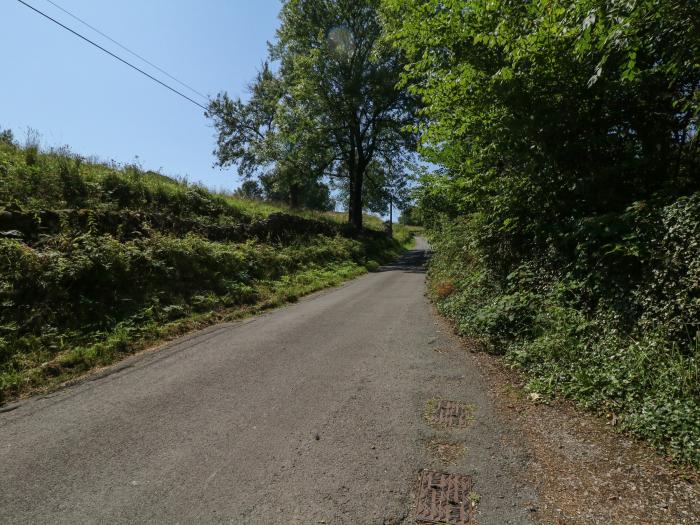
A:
[399, 205, 422, 226]
[58, 156, 88, 207]
[260, 170, 335, 211]
[0, 142, 351, 224]
[0, 128, 13, 146]
[342, 160, 415, 219]
[208, 0, 416, 229]
[384, 0, 700, 465]
[234, 180, 264, 201]
[390, 223, 414, 248]
[0, 143, 405, 403]
[365, 259, 380, 271]
[426, 212, 700, 465]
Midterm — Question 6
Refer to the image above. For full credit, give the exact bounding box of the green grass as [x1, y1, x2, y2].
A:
[0, 142, 387, 229]
[5, 260, 370, 399]
[392, 223, 416, 248]
[0, 141, 404, 403]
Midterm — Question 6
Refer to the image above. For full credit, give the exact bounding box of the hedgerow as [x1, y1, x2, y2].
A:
[426, 197, 700, 466]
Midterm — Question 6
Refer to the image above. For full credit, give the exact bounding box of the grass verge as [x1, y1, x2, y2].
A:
[2, 260, 371, 403]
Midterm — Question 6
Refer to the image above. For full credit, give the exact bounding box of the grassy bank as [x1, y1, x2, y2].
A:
[0, 141, 404, 403]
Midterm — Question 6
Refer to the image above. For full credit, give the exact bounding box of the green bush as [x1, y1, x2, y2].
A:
[426, 203, 700, 466]
[365, 260, 380, 271]
[391, 224, 414, 248]
[0, 128, 14, 146]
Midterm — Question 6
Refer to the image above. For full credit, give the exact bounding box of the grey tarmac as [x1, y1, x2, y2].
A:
[0, 238, 537, 524]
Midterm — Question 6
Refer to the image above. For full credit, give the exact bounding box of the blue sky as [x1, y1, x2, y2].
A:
[2, 0, 281, 191]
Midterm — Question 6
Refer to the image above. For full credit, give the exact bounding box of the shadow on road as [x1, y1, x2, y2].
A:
[378, 248, 430, 274]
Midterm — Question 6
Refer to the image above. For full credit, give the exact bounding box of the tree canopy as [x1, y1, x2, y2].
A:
[382, 0, 699, 266]
[208, 0, 416, 228]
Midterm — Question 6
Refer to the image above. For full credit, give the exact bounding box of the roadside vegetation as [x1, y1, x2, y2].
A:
[0, 137, 408, 403]
[383, 0, 699, 466]
[8, 0, 696, 474]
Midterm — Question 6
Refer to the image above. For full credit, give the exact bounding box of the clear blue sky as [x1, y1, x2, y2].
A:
[2, 0, 281, 191]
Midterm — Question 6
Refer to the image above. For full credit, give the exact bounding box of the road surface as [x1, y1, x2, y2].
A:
[0, 238, 536, 524]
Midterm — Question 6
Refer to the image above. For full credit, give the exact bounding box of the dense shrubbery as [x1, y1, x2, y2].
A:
[0, 233, 373, 397]
[383, 0, 699, 465]
[427, 209, 700, 464]
[0, 141, 402, 402]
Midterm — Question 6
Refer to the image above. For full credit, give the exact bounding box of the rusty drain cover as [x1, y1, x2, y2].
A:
[415, 470, 474, 524]
[431, 400, 473, 428]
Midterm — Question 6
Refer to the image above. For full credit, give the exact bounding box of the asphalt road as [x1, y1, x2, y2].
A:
[0, 238, 536, 524]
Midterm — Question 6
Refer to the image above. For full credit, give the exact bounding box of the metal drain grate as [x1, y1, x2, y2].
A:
[431, 400, 473, 428]
[415, 470, 474, 524]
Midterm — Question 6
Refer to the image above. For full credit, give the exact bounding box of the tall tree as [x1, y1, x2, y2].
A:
[207, 64, 333, 209]
[260, 169, 335, 211]
[208, 0, 415, 230]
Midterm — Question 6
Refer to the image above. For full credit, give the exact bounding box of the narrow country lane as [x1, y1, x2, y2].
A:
[0, 239, 536, 525]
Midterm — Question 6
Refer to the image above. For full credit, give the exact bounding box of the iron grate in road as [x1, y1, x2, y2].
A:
[415, 470, 474, 524]
[430, 400, 473, 428]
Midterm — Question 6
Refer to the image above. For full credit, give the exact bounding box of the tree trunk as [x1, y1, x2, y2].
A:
[289, 183, 300, 208]
[388, 196, 393, 237]
[347, 172, 355, 226]
[347, 150, 364, 231]
[349, 171, 364, 231]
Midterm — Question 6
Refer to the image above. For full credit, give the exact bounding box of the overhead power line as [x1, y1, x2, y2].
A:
[42, 0, 210, 102]
[16, 0, 209, 111]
